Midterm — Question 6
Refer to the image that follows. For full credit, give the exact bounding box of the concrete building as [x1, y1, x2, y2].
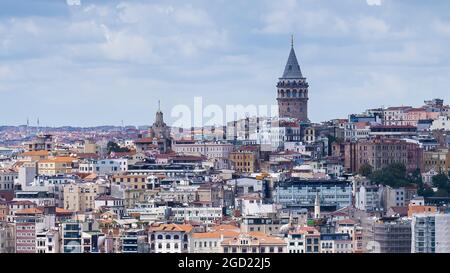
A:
[35, 228, 60, 253]
[380, 185, 417, 212]
[320, 233, 353, 253]
[24, 134, 54, 152]
[61, 220, 83, 253]
[78, 158, 128, 175]
[121, 229, 149, 253]
[370, 217, 411, 253]
[412, 213, 450, 253]
[274, 179, 352, 209]
[0, 169, 17, 193]
[94, 195, 125, 217]
[63, 183, 107, 213]
[240, 215, 289, 235]
[431, 116, 450, 131]
[171, 207, 222, 224]
[422, 148, 450, 173]
[287, 226, 320, 253]
[0, 222, 15, 253]
[38, 157, 76, 176]
[355, 185, 381, 212]
[17, 163, 37, 189]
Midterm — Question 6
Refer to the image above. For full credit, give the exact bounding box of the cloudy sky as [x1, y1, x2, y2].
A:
[1, 0, 450, 127]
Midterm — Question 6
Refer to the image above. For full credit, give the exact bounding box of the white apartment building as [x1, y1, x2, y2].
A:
[17, 163, 37, 188]
[126, 204, 169, 222]
[355, 185, 381, 212]
[149, 223, 192, 253]
[172, 141, 234, 159]
[78, 159, 128, 175]
[431, 116, 450, 131]
[239, 198, 277, 217]
[412, 213, 450, 253]
[383, 106, 412, 126]
[320, 234, 353, 253]
[0, 169, 17, 192]
[171, 207, 223, 224]
[36, 229, 60, 253]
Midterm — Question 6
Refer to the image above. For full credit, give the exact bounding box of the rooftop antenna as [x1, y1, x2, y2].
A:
[291, 34, 294, 48]
[158, 100, 161, 112]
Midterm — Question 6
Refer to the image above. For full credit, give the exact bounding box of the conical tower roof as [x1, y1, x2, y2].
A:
[281, 37, 303, 79]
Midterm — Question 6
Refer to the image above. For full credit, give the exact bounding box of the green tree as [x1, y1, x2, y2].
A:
[369, 163, 411, 188]
[418, 186, 434, 198]
[434, 188, 449, 197]
[106, 141, 130, 153]
[358, 163, 373, 177]
[432, 173, 449, 190]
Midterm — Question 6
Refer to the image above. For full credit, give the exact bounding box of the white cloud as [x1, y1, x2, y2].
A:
[0, 65, 12, 80]
[433, 19, 450, 37]
[356, 17, 390, 40]
[366, 0, 382, 6]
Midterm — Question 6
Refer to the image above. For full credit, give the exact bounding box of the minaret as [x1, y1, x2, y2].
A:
[277, 35, 309, 122]
[314, 191, 321, 219]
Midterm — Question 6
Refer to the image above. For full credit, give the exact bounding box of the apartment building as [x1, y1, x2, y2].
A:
[148, 223, 193, 253]
[412, 213, 450, 253]
[221, 232, 287, 253]
[63, 183, 107, 212]
[38, 157, 76, 176]
[344, 138, 423, 173]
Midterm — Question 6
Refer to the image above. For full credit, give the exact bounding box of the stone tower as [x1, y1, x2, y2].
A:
[277, 36, 309, 122]
[149, 100, 170, 139]
[314, 191, 321, 219]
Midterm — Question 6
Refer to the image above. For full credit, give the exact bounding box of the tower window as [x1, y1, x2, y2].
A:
[289, 65, 292, 70]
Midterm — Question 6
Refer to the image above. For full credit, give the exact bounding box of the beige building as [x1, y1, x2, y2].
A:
[38, 157, 76, 176]
[63, 183, 107, 213]
[422, 148, 450, 173]
[83, 140, 99, 154]
[190, 225, 240, 253]
[16, 150, 50, 162]
[196, 183, 223, 207]
[229, 146, 260, 174]
[221, 232, 287, 253]
[111, 174, 147, 190]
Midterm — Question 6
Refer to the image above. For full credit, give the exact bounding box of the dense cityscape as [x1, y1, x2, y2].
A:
[1, 41, 449, 254]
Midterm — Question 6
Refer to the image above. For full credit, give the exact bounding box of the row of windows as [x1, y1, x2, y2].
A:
[194, 241, 218, 248]
[151, 234, 184, 240]
[151, 243, 188, 250]
[0, 175, 17, 181]
[223, 246, 284, 253]
[0, 182, 13, 190]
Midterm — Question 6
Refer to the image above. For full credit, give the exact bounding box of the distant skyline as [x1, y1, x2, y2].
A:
[1, 0, 450, 127]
